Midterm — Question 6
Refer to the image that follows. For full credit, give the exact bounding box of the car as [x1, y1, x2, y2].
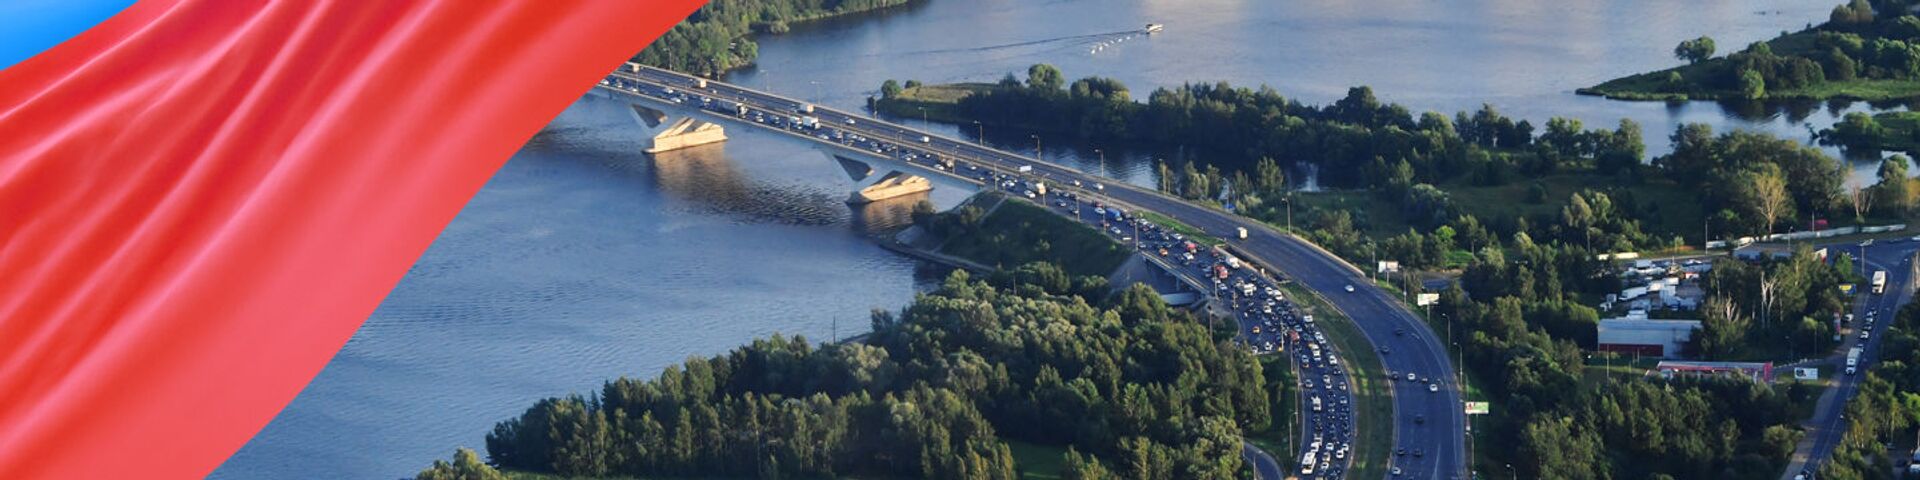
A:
[1428, 384, 1440, 393]
[844, 118, 857, 125]
[1406, 372, 1417, 381]
[1379, 346, 1391, 354]
[1393, 328, 1405, 336]
[1396, 447, 1407, 456]
[1413, 448, 1424, 457]
[1414, 414, 1425, 424]
[1344, 284, 1356, 292]
[1392, 466, 1403, 476]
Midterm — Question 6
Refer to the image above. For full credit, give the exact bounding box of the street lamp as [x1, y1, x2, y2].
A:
[1093, 148, 1105, 175]
[1031, 134, 1042, 161]
[1505, 463, 1516, 480]
[972, 120, 984, 144]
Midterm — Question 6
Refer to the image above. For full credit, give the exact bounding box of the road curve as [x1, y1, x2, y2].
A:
[606, 65, 1467, 479]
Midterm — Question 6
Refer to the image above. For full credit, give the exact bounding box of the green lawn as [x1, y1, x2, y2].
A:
[1296, 171, 1705, 243]
[874, 83, 996, 123]
[1281, 282, 1390, 480]
[1006, 440, 1071, 480]
[938, 197, 1131, 277]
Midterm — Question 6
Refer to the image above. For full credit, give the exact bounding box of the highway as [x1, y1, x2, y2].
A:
[1047, 188, 1360, 478]
[604, 64, 1467, 479]
[1778, 238, 1920, 480]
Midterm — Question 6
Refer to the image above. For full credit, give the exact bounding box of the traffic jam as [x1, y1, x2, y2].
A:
[599, 73, 968, 177]
[1028, 184, 1357, 480]
[604, 70, 1358, 479]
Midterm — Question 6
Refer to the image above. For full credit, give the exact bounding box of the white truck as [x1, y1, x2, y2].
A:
[1847, 347, 1863, 375]
[1873, 270, 1888, 295]
[1236, 226, 1248, 239]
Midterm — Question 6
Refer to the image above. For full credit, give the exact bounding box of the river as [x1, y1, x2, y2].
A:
[734, 0, 1895, 187]
[216, 1, 1865, 478]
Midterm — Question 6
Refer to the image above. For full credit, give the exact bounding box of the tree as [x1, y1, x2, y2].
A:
[1849, 183, 1876, 221]
[1155, 161, 1175, 193]
[1703, 295, 1754, 358]
[1876, 154, 1912, 214]
[1743, 164, 1790, 233]
[1738, 68, 1766, 99]
[1674, 36, 1716, 64]
[1061, 447, 1113, 480]
[1026, 64, 1064, 91]
[881, 79, 903, 99]
[417, 448, 509, 480]
[1255, 157, 1286, 196]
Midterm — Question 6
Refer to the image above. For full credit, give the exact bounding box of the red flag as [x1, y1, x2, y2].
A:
[0, 1, 705, 477]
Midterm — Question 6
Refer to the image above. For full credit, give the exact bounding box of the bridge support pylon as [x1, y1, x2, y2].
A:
[832, 154, 932, 204]
[626, 104, 727, 154]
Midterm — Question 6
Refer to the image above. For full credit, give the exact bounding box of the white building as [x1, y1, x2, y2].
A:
[1596, 312, 1701, 358]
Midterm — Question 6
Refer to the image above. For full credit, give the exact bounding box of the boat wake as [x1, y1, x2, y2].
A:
[897, 30, 1141, 56]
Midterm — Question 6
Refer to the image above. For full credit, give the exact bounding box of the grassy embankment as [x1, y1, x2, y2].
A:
[1579, 30, 1920, 101]
[1133, 210, 1223, 246]
[873, 83, 997, 123]
[936, 197, 1131, 277]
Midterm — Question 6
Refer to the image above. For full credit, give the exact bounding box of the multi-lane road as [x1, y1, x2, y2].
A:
[1779, 238, 1920, 480]
[603, 64, 1468, 479]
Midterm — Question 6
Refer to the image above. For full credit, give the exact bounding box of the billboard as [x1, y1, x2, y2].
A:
[1465, 402, 1490, 415]
[1416, 293, 1440, 306]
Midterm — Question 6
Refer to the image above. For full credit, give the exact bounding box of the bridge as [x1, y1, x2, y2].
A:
[600, 63, 1468, 480]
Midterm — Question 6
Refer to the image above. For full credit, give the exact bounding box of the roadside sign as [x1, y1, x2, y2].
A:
[1465, 402, 1490, 415]
[1377, 261, 1400, 274]
[1416, 293, 1440, 306]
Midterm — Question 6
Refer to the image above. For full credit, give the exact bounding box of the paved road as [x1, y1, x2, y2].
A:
[1778, 238, 1920, 480]
[604, 65, 1467, 479]
[1245, 442, 1287, 480]
[1050, 195, 1359, 478]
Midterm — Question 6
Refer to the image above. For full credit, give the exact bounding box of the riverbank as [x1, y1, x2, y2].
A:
[635, 0, 918, 77]
[1579, 13, 1920, 102]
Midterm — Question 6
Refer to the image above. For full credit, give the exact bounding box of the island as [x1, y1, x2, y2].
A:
[1580, 0, 1920, 101]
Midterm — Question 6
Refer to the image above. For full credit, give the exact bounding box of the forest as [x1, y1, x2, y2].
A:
[630, 0, 911, 77]
[441, 269, 1284, 479]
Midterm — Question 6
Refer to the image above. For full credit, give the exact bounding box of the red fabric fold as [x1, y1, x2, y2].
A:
[0, 1, 704, 477]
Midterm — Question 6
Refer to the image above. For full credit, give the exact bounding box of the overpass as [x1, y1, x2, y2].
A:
[600, 63, 1468, 480]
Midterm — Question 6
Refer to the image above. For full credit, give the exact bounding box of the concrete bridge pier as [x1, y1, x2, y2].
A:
[626, 103, 727, 154]
[832, 153, 932, 204]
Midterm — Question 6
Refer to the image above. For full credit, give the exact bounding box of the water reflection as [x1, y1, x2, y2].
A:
[649, 143, 847, 226]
